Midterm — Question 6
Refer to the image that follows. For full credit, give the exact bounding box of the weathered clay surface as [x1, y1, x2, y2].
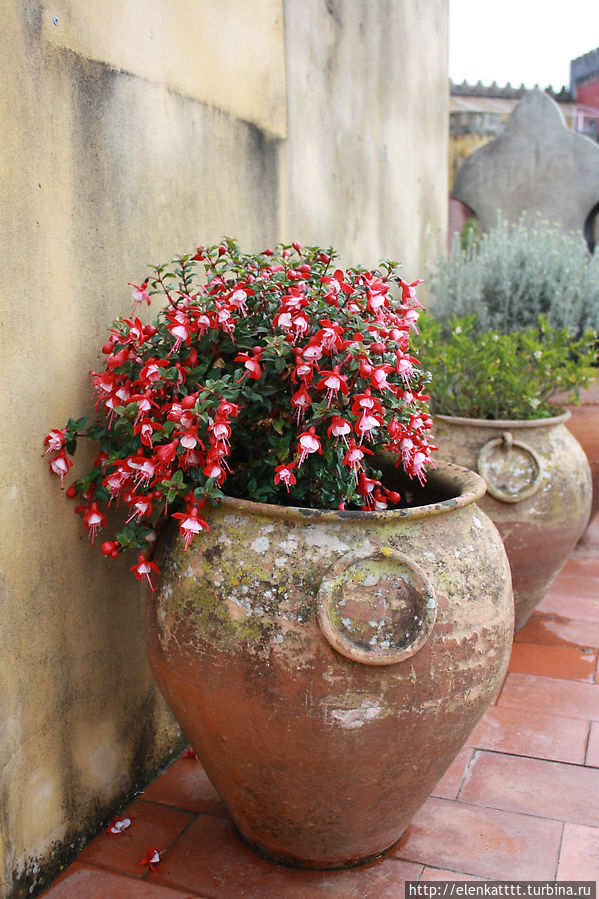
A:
[146, 462, 513, 869]
[554, 379, 599, 530]
[434, 414, 591, 631]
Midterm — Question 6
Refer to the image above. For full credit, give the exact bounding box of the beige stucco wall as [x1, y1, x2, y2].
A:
[0, 1, 447, 895]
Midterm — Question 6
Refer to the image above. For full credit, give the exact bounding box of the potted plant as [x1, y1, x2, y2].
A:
[414, 311, 594, 631]
[45, 239, 513, 869]
[430, 213, 599, 530]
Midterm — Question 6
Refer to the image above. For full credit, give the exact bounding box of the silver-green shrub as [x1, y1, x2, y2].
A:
[427, 214, 599, 338]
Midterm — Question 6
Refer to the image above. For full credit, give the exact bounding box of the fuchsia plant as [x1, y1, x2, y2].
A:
[45, 239, 436, 590]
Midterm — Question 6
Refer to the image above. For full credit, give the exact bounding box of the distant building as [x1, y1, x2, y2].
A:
[571, 47, 599, 140]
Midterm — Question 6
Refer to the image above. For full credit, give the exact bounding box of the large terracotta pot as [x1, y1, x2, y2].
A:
[553, 378, 599, 532]
[146, 461, 513, 870]
[433, 413, 591, 632]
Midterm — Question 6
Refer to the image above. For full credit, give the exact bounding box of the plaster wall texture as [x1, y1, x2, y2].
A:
[0, 1, 448, 895]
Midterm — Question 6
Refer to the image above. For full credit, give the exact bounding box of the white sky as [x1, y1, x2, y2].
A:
[450, 0, 599, 91]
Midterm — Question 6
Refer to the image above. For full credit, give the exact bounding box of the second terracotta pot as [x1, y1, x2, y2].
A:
[553, 378, 599, 534]
[433, 412, 591, 631]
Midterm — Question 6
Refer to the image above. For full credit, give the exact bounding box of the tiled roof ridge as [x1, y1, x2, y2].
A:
[450, 79, 572, 102]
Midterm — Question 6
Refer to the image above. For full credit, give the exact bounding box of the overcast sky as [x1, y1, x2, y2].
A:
[450, 0, 599, 91]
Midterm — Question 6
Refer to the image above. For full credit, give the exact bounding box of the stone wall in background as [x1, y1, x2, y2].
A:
[0, 1, 448, 895]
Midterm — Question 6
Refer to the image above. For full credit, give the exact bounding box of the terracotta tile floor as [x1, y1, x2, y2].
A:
[41, 519, 599, 896]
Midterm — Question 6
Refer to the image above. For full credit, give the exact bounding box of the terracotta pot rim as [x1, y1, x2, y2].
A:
[434, 410, 571, 429]
[217, 459, 486, 523]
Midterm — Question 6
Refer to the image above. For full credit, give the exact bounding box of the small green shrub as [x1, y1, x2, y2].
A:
[414, 314, 596, 420]
[428, 214, 599, 339]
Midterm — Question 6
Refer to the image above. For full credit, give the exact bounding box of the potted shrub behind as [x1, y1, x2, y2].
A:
[45, 241, 513, 868]
[415, 313, 594, 631]
[430, 213, 599, 533]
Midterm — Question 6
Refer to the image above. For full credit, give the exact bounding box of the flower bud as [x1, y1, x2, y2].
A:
[101, 541, 120, 557]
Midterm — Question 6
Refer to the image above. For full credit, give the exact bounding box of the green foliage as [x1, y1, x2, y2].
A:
[414, 314, 596, 420]
[428, 213, 599, 338]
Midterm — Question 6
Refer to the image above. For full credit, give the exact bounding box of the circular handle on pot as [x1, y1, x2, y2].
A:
[316, 546, 437, 666]
[477, 431, 544, 504]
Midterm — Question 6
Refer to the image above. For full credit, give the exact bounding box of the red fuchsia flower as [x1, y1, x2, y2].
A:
[125, 492, 154, 524]
[128, 279, 150, 314]
[112, 317, 146, 348]
[274, 461, 297, 492]
[181, 447, 205, 472]
[350, 388, 383, 416]
[229, 287, 250, 316]
[342, 438, 373, 481]
[289, 310, 310, 341]
[210, 419, 231, 447]
[44, 428, 67, 454]
[372, 488, 389, 511]
[137, 358, 169, 387]
[297, 427, 322, 467]
[76, 501, 107, 545]
[107, 816, 131, 834]
[214, 302, 236, 335]
[316, 365, 348, 408]
[155, 439, 179, 465]
[235, 346, 263, 382]
[128, 455, 157, 488]
[106, 347, 132, 371]
[172, 504, 209, 551]
[370, 363, 395, 392]
[202, 454, 227, 485]
[130, 554, 160, 591]
[365, 284, 389, 315]
[357, 472, 382, 509]
[166, 310, 193, 355]
[291, 353, 314, 385]
[291, 384, 312, 422]
[327, 415, 352, 445]
[49, 451, 73, 489]
[280, 287, 309, 311]
[129, 391, 159, 427]
[399, 278, 425, 307]
[190, 308, 213, 338]
[273, 308, 293, 332]
[403, 308, 420, 332]
[138, 848, 162, 871]
[301, 337, 324, 364]
[103, 463, 132, 504]
[215, 399, 240, 419]
[134, 417, 163, 448]
[316, 320, 346, 352]
[408, 450, 429, 485]
[355, 409, 383, 444]
[395, 352, 419, 382]
[91, 369, 119, 406]
[179, 424, 204, 452]
[321, 269, 353, 305]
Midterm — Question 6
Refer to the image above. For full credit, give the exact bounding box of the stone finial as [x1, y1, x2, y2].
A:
[452, 89, 599, 235]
